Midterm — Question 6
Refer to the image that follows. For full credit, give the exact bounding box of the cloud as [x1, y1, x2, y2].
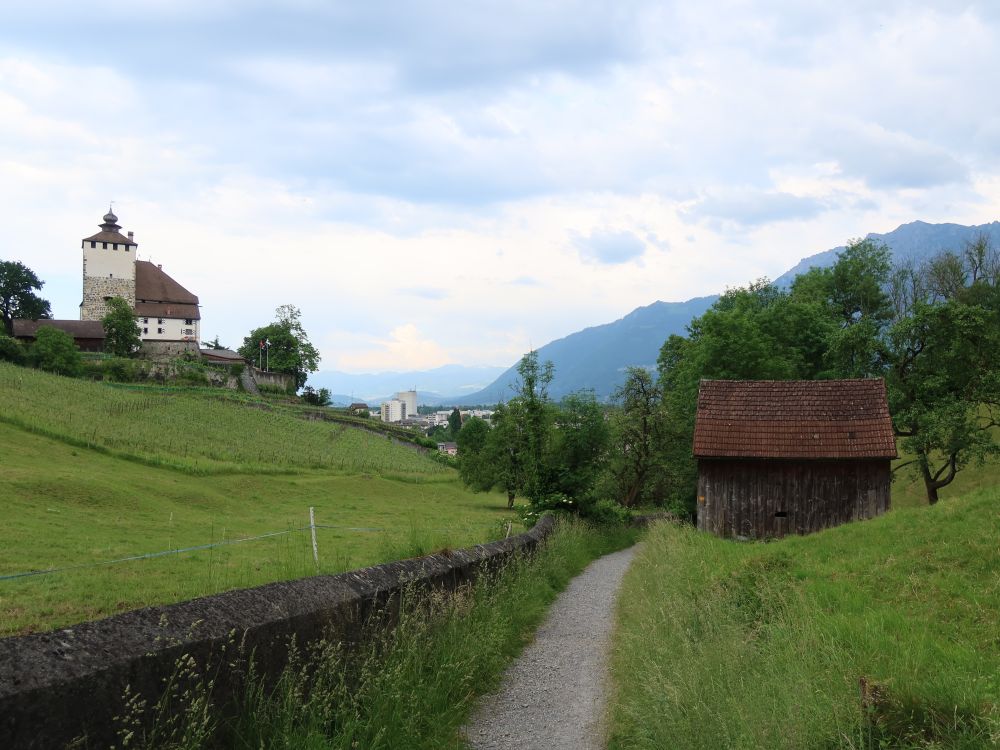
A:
[688, 189, 827, 227]
[826, 125, 969, 189]
[572, 229, 647, 265]
[335, 324, 452, 372]
[400, 286, 449, 300]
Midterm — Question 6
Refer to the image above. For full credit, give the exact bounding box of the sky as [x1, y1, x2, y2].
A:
[2, 0, 999, 375]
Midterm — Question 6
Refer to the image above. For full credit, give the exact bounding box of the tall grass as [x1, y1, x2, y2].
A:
[608, 489, 1000, 749]
[0, 362, 444, 475]
[113, 520, 638, 749]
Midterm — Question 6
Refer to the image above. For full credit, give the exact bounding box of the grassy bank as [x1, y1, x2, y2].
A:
[118, 519, 637, 750]
[609, 490, 999, 749]
[0, 362, 445, 475]
[0, 363, 511, 635]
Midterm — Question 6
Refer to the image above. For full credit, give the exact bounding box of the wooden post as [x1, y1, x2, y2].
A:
[309, 506, 319, 571]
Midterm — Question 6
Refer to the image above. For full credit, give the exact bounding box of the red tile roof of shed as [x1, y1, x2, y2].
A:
[693, 379, 897, 459]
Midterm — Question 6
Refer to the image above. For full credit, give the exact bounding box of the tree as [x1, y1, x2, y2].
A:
[456, 406, 528, 509]
[608, 368, 662, 508]
[0, 260, 51, 337]
[101, 296, 142, 358]
[448, 407, 463, 437]
[456, 416, 495, 491]
[549, 390, 609, 504]
[300, 386, 332, 406]
[513, 351, 556, 504]
[30, 326, 81, 376]
[487, 401, 530, 509]
[887, 280, 1000, 503]
[238, 304, 320, 389]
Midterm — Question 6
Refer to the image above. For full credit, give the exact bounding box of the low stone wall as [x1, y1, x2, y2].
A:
[251, 366, 294, 392]
[0, 516, 555, 750]
[140, 339, 200, 361]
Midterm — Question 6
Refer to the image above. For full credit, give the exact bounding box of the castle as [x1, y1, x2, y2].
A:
[80, 208, 201, 356]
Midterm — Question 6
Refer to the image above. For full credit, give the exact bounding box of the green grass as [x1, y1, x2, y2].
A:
[0, 362, 446, 475]
[0, 364, 515, 635]
[609, 490, 1000, 749]
[119, 520, 638, 750]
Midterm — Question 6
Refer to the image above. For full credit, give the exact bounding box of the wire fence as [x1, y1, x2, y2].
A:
[0, 512, 508, 583]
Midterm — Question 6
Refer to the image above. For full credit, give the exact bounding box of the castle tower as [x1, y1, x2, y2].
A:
[80, 207, 137, 320]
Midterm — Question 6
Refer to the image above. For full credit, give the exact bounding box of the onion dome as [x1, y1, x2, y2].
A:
[100, 206, 121, 231]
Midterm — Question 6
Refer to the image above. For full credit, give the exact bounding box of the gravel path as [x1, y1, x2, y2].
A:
[462, 545, 638, 750]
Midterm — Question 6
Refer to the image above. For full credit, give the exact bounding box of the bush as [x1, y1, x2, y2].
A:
[300, 386, 332, 406]
[30, 326, 81, 376]
[105, 357, 142, 383]
[0, 334, 26, 364]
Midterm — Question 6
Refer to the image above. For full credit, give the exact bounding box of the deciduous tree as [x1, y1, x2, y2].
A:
[0, 260, 51, 337]
[30, 326, 81, 377]
[101, 296, 142, 358]
[238, 304, 320, 389]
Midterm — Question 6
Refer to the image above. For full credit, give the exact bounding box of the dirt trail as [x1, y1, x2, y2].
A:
[462, 545, 638, 750]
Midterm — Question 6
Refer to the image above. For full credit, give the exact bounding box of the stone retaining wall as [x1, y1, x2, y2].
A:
[0, 516, 554, 750]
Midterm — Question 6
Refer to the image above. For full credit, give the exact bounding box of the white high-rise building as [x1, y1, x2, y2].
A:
[397, 390, 417, 419]
[380, 399, 407, 423]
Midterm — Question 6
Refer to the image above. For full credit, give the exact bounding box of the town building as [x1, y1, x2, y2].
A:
[380, 398, 407, 423]
[397, 390, 418, 419]
[693, 378, 896, 539]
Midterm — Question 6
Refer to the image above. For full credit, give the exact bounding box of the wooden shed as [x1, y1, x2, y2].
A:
[693, 379, 896, 539]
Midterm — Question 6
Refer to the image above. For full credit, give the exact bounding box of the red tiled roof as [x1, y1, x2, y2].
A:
[135, 302, 201, 321]
[82, 230, 136, 246]
[12, 319, 105, 340]
[693, 379, 897, 459]
[135, 261, 198, 305]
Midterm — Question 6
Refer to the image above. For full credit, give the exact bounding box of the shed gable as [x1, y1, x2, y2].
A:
[693, 379, 896, 460]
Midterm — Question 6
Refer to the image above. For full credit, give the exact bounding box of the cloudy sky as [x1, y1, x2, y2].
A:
[2, 1, 998, 374]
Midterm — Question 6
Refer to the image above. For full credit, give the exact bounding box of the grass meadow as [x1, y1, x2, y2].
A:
[0, 365, 513, 635]
[0, 362, 446, 475]
[609, 488, 1000, 749]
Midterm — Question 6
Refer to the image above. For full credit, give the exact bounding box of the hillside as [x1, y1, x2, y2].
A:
[460, 220, 1000, 403]
[610, 488, 1000, 748]
[0, 363, 514, 635]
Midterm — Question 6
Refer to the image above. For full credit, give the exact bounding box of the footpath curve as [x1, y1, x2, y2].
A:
[462, 544, 638, 750]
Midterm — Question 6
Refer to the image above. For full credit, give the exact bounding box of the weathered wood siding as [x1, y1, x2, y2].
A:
[696, 458, 890, 538]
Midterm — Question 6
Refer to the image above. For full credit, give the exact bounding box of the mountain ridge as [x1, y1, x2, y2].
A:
[452, 220, 1000, 404]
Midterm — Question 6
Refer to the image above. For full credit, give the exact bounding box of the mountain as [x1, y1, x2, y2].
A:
[774, 220, 1000, 286]
[308, 364, 506, 404]
[450, 296, 718, 405]
[458, 220, 1000, 404]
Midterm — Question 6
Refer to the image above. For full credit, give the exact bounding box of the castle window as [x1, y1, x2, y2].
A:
[102, 242, 107, 249]
[157, 318, 164, 324]
[142, 317, 148, 324]
[142, 327, 148, 334]
[90, 241, 96, 248]
[157, 328, 164, 334]
[184, 318, 193, 325]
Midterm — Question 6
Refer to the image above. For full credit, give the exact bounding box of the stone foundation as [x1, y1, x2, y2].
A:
[80, 278, 135, 321]
[140, 340, 200, 361]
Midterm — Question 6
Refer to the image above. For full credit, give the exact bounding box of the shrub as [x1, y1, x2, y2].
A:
[105, 357, 142, 383]
[30, 326, 81, 376]
[0, 334, 26, 364]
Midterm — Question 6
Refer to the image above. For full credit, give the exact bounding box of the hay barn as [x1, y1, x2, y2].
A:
[693, 378, 896, 538]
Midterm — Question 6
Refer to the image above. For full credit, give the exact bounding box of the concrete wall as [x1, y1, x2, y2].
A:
[0, 516, 554, 750]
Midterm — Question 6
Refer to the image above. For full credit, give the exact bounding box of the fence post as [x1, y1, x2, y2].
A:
[310, 506, 320, 572]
